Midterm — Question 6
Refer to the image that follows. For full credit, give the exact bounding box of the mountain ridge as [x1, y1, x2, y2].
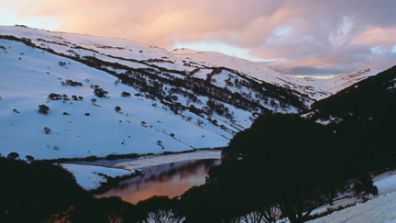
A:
[0, 25, 385, 160]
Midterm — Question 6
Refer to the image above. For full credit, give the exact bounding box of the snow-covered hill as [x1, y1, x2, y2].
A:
[0, 38, 231, 159]
[0, 25, 378, 160]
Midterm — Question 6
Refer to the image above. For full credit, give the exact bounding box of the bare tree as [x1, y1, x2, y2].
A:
[231, 206, 281, 223]
[142, 209, 184, 223]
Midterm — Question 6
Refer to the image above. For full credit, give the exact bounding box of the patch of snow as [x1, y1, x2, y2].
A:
[374, 171, 396, 195]
[110, 150, 221, 170]
[315, 119, 332, 126]
[308, 192, 396, 223]
[192, 68, 211, 80]
[61, 163, 133, 190]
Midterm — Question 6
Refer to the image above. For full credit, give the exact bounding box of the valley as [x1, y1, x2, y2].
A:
[0, 25, 394, 223]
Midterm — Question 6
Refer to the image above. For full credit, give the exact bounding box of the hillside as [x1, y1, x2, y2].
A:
[0, 25, 379, 160]
[308, 65, 396, 125]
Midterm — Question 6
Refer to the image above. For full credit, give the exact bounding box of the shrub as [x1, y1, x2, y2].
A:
[48, 93, 63, 100]
[38, 104, 50, 114]
[71, 95, 83, 101]
[7, 152, 19, 160]
[115, 106, 122, 113]
[121, 91, 131, 97]
[64, 79, 83, 87]
[62, 94, 69, 101]
[94, 88, 108, 98]
[43, 127, 51, 135]
[25, 155, 34, 162]
[157, 140, 164, 149]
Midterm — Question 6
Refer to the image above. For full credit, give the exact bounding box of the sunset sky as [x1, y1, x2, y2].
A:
[1, 0, 395, 74]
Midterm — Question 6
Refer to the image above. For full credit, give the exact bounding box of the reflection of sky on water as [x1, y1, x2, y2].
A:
[96, 159, 220, 204]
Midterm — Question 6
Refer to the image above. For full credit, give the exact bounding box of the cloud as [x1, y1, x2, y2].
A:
[353, 27, 396, 46]
[172, 41, 268, 62]
[1, 0, 396, 74]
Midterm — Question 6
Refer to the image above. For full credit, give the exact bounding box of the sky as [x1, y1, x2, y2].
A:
[0, 0, 395, 74]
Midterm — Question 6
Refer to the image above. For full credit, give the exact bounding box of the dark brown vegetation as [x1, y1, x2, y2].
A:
[38, 104, 50, 114]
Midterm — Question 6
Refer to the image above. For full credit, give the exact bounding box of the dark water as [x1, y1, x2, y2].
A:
[96, 159, 220, 204]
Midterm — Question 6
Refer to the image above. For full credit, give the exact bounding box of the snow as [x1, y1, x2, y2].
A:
[293, 68, 378, 99]
[374, 171, 396, 195]
[61, 163, 133, 190]
[192, 68, 211, 80]
[112, 149, 221, 170]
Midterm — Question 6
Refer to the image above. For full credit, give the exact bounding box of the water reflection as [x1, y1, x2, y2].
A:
[96, 159, 220, 204]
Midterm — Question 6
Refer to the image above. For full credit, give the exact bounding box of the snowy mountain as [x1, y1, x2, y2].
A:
[0, 25, 379, 160]
[304, 65, 396, 127]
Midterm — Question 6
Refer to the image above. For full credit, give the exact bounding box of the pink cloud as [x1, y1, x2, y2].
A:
[352, 27, 396, 46]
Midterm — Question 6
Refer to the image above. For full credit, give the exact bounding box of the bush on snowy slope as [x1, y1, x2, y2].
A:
[6, 152, 20, 160]
[63, 79, 83, 87]
[38, 104, 50, 114]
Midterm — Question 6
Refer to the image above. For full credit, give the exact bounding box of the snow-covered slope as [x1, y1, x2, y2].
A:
[0, 25, 376, 102]
[0, 39, 231, 159]
[309, 192, 396, 223]
[0, 25, 378, 160]
[293, 68, 377, 99]
[308, 172, 396, 223]
[173, 49, 378, 100]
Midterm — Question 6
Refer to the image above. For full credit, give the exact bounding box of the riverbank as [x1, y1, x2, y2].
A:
[60, 149, 222, 191]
